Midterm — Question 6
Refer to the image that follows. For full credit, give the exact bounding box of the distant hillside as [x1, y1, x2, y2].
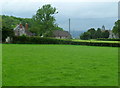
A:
[70, 30, 84, 39]
[2, 15, 32, 30]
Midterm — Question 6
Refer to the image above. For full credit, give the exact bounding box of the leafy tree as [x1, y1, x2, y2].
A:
[112, 20, 120, 38]
[80, 32, 90, 40]
[88, 28, 96, 39]
[18, 18, 33, 28]
[94, 28, 102, 38]
[101, 30, 109, 38]
[30, 4, 59, 36]
[2, 15, 20, 29]
[2, 27, 14, 42]
[2, 15, 19, 42]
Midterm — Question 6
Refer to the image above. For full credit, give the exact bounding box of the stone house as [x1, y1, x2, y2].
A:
[101, 25, 119, 38]
[14, 23, 33, 36]
[108, 30, 119, 39]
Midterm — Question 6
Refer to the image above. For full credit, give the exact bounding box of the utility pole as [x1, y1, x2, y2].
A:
[69, 18, 70, 34]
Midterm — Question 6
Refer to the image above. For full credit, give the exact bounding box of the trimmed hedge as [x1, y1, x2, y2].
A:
[12, 36, 70, 44]
[12, 36, 120, 47]
[97, 38, 120, 41]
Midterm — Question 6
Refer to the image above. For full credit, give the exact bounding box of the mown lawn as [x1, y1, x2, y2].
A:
[2, 44, 118, 86]
[0, 44, 2, 87]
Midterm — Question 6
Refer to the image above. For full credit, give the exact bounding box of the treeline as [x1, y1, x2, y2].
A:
[80, 20, 120, 40]
[80, 28, 109, 40]
[2, 15, 33, 29]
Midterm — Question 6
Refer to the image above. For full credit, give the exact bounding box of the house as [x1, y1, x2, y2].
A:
[14, 23, 33, 36]
[108, 30, 119, 38]
[5, 23, 34, 43]
[52, 30, 71, 39]
[101, 25, 119, 39]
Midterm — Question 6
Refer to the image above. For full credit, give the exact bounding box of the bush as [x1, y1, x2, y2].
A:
[12, 36, 120, 47]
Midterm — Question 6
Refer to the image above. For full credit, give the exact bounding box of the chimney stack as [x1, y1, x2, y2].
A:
[25, 23, 28, 30]
[19, 23, 22, 28]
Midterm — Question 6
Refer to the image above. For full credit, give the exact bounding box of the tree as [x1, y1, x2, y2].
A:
[2, 15, 19, 42]
[87, 28, 96, 39]
[80, 32, 90, 40]
[2, 27, 14, 42]
[94, 28, 102, 38]
[101, 30, 109, 38]
[80, 28, 96, 40]
[112, 20, 120, 38]
[2, 15, 20, 29]
[31, 4, 59, 36]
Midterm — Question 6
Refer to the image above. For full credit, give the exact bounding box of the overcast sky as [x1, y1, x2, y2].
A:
[0, 0, 119, 32]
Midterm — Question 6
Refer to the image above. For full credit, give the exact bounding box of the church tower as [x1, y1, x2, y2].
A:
[102, 25, 105, 31]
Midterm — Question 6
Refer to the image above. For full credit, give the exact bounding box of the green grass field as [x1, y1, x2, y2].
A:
[0, 44, 2, 87]
[2, 44, 118, 86]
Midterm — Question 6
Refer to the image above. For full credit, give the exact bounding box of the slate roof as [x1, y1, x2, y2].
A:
[52, 30, 71, 38]
[25, 29, 34, 36]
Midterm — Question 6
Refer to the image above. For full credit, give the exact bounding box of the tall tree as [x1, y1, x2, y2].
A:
[80, 32, 91, 40]
[101, 30, 109, 38]
[94, 28, 102, 38]
[88, 28, 96, 39]
[112, 20, 120, 38]
[30, 4, 58, 36]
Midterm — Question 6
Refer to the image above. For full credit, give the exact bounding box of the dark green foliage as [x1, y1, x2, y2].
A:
[112, 20, 120, 38]
[101, 30, 110, 38]
[9, 16, 33, 28]
[2, 15, 19, 42]
[80, 32, 90, 40]
[95, 28, 102, 38]
[80, 27, 110, 40]
[88, 28, 96, 39]
[2, 27, 14, 42]
[12, 36, 68, 44]
[2, 15, 20, 29]
[30, 4, 63, 36]
[12, 36, 120, 47]
[2, 15, 33, 29]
